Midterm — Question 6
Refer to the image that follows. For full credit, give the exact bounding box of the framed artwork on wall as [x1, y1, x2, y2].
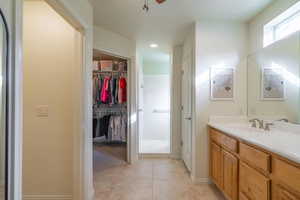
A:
[261, 68, 285, 100]
[210, 68, 235, 101]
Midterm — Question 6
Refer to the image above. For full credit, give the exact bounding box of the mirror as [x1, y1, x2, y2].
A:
[0, 9, 8, 200]
[247, 32, 300, 123]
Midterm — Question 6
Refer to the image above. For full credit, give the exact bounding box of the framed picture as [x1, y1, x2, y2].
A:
[210, 68, 235, 100]
[261, 68, 285, 100]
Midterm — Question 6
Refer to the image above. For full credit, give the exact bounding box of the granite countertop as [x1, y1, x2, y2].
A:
[208, 121, 300, 164]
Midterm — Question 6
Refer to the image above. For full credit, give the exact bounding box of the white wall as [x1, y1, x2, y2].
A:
[23, 1, 82, 199]
[248, 0, 299, 54]
[94, 26, 135, 59]
[194, 21, 248, 181]
[171, 46, 182, 159]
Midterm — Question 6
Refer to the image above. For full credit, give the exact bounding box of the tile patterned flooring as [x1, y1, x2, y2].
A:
[94, 147, 225, 200]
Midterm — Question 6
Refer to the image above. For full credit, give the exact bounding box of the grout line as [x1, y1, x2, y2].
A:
[152, 160, 154, 200]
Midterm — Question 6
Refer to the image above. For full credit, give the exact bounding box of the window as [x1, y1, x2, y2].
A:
[264, 2, 300, 47]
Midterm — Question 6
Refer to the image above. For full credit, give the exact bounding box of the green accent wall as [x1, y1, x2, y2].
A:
[143, 60, 170, 75]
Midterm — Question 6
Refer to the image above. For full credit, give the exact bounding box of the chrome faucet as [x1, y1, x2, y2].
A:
[264, 122, 274, 131]
[249, 118, 264, 129]
[277, 118, 288, 122]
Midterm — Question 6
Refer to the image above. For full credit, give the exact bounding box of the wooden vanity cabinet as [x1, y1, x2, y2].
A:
[210, 129, 238, 200]
[239, 161, 270, 200]
[209, 127, 300, 200]
[272, 184, 300, 200]
[210, 141, 238, 200]
[223, 150, 238, 200]
[210, 142, 223, 189]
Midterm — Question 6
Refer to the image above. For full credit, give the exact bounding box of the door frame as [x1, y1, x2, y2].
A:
[92, 48, 133, 163]
[138, 73, 172, 156]
[14, 0, 94, 200]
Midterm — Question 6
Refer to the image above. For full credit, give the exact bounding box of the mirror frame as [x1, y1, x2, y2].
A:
[0, 8, 9, 200]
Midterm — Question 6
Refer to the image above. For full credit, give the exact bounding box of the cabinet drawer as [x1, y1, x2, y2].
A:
[272, 183, 300, 200]
[240, 161, 270, 200]
[210, 129, 237, 153]
[272, 158, 300, 194]
[240, 143, 270, 173]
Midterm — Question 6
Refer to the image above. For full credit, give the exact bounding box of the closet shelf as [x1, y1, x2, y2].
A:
[93, 70, 127, 73]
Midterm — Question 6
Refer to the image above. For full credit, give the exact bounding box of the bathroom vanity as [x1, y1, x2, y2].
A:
[208, 123, 300, 200]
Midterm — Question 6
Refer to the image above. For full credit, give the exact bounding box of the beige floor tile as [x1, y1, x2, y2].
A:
[94, 145, 225, 200]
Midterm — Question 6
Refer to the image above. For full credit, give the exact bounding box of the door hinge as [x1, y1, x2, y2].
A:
[181, 105, 184, 110]
[181, 140, 183, 146]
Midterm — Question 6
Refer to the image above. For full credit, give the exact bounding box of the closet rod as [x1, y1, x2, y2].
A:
[93, 71, 127, 74]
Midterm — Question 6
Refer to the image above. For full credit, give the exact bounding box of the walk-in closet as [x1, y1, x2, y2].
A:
[93, 50, 129, 172]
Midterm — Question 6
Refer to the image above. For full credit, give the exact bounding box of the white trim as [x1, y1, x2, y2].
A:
[10, 0, 24, 199]
[139, 153, 171, 159]
[23, 195, 72, 200]
[93, 48, 134, 164]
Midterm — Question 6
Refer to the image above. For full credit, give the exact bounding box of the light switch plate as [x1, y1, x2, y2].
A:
[36, 105, 49, 117]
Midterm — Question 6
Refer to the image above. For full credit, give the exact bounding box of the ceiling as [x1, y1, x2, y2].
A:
[91, 0, 273, 58]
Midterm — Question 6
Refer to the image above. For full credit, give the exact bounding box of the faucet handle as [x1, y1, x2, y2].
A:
[249, 119, 256, 128]
[259, 120, 264, 129]
[264, 123, 274, 131]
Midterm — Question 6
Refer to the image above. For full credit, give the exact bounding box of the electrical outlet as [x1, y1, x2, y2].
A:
[36, 105, 49, 117]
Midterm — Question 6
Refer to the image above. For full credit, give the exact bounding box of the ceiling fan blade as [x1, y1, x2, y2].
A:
[156, 0, 166, 4]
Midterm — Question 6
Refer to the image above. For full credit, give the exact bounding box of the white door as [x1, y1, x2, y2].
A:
[181, 49, 192, 171]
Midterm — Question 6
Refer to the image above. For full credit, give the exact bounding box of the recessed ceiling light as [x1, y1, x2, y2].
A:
[150, 43, 158, 48]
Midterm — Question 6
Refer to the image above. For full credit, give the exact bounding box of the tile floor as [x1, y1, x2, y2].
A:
[94, 157, 225, 200]
[140, 139, 170, 154]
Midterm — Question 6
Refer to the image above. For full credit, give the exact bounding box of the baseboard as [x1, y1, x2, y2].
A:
[191, 175, 211, 184]
[23, 194, 72, 200]
[170, 152, 181, 160]
[139, 153, 171, 159]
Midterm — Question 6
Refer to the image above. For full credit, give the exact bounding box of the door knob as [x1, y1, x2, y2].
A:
[185, 117, 192, 120]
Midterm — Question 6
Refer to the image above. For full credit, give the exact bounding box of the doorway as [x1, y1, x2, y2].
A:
[22, 0, 83, 199]
[139, 54, 171, 155]
[92, 49, 130, 173]
[181, 46, 193, 171]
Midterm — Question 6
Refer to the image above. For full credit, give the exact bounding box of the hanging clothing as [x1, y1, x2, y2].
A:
[105, 114, 127, 142]
[108, 116, 121, 141]
[118, 77, 127, 104]
[98, 115, 111, 139]
[93, 118, 98, 138]
[115, 77, 119, 103]
[93, 75, 104, 105]
[101, 76, 111, 103]
[110, 77, 117, 105]
[93, 76, 98, 105]
[120, 114, 127, 142]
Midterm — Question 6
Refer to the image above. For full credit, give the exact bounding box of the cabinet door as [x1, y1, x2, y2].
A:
[223, 150, 238, 200]
[239, 161, 270, 200]
[210, 142, 223, 189]
[273, 184, 300, 200]
[240, 192, 250, 200]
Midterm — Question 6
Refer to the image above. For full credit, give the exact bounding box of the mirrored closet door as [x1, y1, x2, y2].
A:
[0, 8, 8, 200]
